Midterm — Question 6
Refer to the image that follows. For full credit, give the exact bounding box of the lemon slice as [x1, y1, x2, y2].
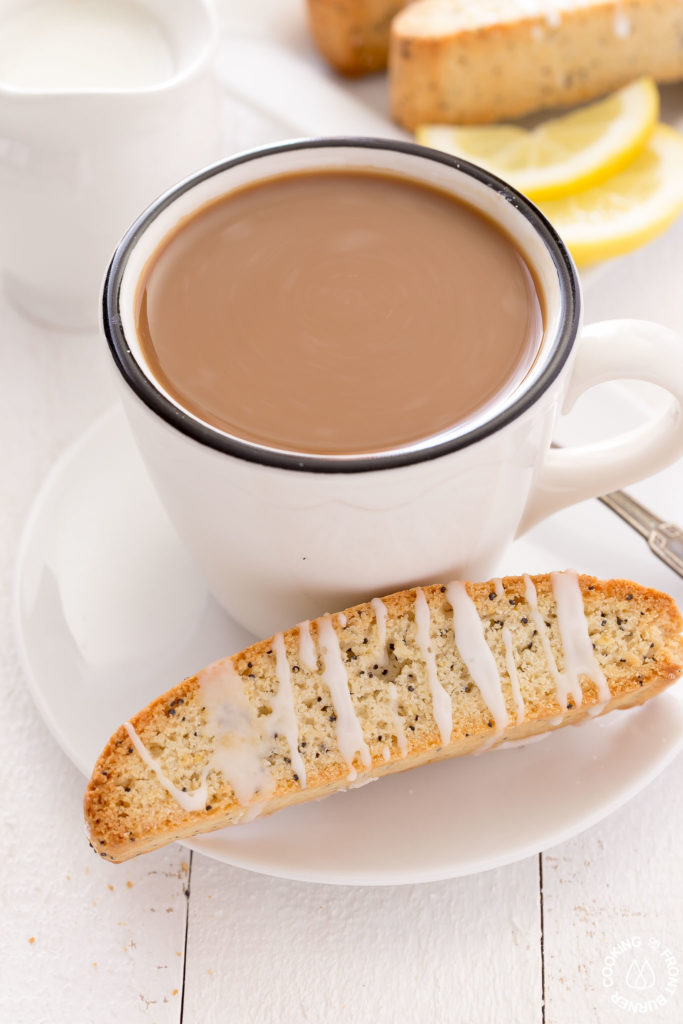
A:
[416, 77, 659, 200]
[538, 124, 683, 265]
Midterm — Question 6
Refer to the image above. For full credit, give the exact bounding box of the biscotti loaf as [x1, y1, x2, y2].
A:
[307, 0, 410, 74]
[390, 0, 683, 126]
[85, 572, 683, 863]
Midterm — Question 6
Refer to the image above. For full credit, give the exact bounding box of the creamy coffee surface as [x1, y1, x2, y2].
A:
[136, 171, 543, 456]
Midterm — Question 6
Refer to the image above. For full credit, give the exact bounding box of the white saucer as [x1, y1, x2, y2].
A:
[14, 403, 683, 885]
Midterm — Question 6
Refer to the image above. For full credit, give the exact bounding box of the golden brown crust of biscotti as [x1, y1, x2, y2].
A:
[390, 0, 683, 126]
[84, 574, 683, 863]
[307, 0, 410, 74]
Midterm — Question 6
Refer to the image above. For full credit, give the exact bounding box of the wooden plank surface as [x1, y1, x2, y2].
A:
[0, 307, 187, 1024]
[183, 855, 542, 1024]
[542, 753, 683, 1024]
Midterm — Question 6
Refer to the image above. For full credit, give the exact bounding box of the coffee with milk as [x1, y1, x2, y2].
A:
[136, 170, 544, 456]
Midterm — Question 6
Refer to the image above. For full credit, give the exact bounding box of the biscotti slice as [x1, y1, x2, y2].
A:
[390, 0, 683, 126]
[84, 572, 683, 863]
[307, 0, 410, 74]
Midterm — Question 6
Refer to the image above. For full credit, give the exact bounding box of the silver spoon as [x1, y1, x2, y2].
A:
[599, 489, 683, 578]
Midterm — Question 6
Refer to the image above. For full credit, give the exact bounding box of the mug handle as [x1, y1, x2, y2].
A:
[517, 319, 683, 535]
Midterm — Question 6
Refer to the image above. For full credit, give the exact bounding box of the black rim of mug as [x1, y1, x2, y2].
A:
[102, 136, 581, 474]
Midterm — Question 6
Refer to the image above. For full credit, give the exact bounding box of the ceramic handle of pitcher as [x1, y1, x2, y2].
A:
[517, 320, 683, 535]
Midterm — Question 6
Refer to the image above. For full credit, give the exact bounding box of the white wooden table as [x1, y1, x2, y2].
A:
[2, 8, 683, 1022]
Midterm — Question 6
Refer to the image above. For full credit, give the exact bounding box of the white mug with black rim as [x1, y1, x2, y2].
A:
[102, 138, 683, 637]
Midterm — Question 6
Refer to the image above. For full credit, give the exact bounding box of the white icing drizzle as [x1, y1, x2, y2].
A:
[347, 775, 379, 791]
[414, 588, 453, 746]
[124, 722, 209, 813]
[461, 0, 603, 31]
[513, 0, 565, 26]
[297, 620, 318, 671]
[494, 578, 525, 725]
[198, 659, 274, 807]
[239, 802, 264, 823]
[337, 613, 347, 628]
[613, 10, 631, 37]
[370, 597, 389, 667]
[447, 582, 509, 735]
[551, 570, 611, 707]
[271, 633, 307, 787]
[388, 681, 408, 756]
[317, 614, 371, 779]
[502, 627, 526, 725]
[523, 574, 580, 715]
[495, 732, 552, 751]
[382, 745, 391, 762]
[514, 0, 548, 14]
[473, 734, 499, 756]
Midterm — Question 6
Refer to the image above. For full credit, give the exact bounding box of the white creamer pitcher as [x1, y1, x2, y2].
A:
[0, 0, 221, 330]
